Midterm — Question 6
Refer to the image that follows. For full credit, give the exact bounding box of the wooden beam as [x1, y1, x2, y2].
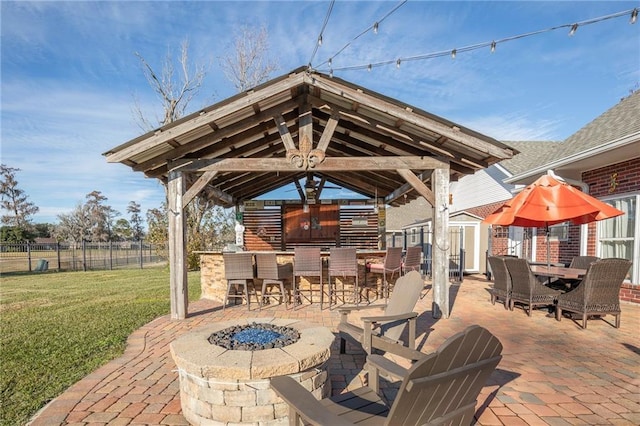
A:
[106, 72, 306, 163]
[273, 114, 297, 151]
[396, 169, 435, 206]
[172, 156, 449, 172]
[183, 171, 218, 206]
[167, 171, 188, 320]
[306, 73, 513, 160]
[298, 103, 313, 148]
[316, 111, 339, 152]
[432, 168, 450, 319]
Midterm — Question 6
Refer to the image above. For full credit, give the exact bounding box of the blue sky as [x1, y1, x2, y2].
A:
[2, 1, 639, 225]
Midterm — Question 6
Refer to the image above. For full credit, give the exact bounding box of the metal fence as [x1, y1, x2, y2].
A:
[0, 241, 165, 273]
[385, 227, 465, 283]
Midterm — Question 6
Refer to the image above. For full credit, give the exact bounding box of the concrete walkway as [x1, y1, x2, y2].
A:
[29, 275, 640, 425]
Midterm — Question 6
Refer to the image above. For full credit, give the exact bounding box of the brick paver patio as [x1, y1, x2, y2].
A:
[29, 274, 640, 425]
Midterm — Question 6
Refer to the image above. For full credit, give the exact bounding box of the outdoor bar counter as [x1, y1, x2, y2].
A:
[197, 250, 386, 303]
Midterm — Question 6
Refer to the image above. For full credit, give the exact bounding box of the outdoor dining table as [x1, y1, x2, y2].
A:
[530, 265, 586, 280]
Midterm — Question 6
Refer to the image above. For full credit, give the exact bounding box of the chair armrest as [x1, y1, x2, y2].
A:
[338, 304, 387, 324]
[367, 354, 409, 380]
[361, 311, 418, 323]
[270, 376, 353, 426]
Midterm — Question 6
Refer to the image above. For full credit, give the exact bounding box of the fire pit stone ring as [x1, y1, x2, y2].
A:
[170, 318, 335, 425]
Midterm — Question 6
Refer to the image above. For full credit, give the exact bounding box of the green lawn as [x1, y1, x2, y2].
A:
[0, 266, 201, 426]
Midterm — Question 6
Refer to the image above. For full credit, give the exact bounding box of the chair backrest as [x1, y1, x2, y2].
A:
[384, 247, 403, 272]
[385, 325, 503, 425]
[487, 256, 511, 294]
[256, 253, 282, 280]
[381, 270, 424, 341]
[223, 252, 254, 280]
[503, 257, 535, 295]
[293, 247, 322, 275]
[328, 247, 357, 274]
[569, 256, 599, 270]
[403, 246, 422, 272]
[572, 258, 631, 306]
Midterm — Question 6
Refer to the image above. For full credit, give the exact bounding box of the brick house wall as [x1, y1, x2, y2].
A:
[582, 157, 640, 304]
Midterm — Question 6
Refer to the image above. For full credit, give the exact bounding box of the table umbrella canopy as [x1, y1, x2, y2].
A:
[484, 173, 624, 228]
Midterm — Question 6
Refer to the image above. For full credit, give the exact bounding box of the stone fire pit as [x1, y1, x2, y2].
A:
[170, 318, 335, 425]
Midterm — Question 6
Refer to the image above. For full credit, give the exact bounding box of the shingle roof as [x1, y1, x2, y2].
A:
[552, 90, 640, 159]
[499, 141, 560, 175]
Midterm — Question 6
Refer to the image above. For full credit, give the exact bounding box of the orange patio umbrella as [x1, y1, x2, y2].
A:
[484, 172, 624, 266]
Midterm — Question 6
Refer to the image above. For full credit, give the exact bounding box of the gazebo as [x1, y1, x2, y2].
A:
[104, 67, 514, 320]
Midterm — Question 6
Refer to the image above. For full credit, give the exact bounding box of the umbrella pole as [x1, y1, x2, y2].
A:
[546, 224, 550, 268]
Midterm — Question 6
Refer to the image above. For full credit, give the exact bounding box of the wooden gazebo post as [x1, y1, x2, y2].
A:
[168, 170, 188, 320]
[432, 168, 450, 318]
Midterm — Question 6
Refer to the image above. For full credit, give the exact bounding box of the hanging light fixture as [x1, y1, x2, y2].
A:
[451, 49, 457, 59]
[367, 63, 372, 72]
[373, 22, 379, 34]
[631, 8, 638, 24]
[490, 41, 496, 53]
[569, 23, 578, 36]
[396, 58, 401, 68]
[317, 35, 323, 46]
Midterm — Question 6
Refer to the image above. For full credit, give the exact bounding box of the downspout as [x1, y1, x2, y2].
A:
[546, 170, 589, 256]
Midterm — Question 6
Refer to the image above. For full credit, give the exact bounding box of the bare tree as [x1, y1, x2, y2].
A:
[0, 164, 39, 229]
[133, 39, 208, 130]
[220, 24, 279, 92]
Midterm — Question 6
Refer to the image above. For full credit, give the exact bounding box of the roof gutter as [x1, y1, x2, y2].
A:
[504, 131, 640, 184]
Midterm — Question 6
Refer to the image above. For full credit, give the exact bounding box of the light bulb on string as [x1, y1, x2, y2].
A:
[373, 22, 379, 34]
[396, 59, 401, 69]
[318, 35, 323, 46]
[631, 8, 638, 24]
[569, 23, 578, 36]
[451, 49, 457, 59]
[328, 57, 332, 67]
[490, 41, 496, 53]
[329, 69, 333, 78]
[367, 63, 372, 72]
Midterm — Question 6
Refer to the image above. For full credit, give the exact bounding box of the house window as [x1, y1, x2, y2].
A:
[411, 228, 417, 243]
[598, 195, 637, 282]
[548, 222, 569, 241]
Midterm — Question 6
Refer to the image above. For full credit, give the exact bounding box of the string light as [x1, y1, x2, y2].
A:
[314, 8, 637, 74]
[569, 23, 578, 36]
[307, 0, 335, 68]
[314, 0, 407, 69]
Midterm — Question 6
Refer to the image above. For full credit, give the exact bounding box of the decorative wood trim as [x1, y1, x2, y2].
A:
[316, 111, 339, 152]
[274, 114, 297, 151]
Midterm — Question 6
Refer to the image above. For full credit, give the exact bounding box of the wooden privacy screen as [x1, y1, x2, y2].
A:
[242, 204, 379, 250]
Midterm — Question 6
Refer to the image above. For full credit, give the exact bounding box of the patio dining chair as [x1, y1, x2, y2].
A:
[559, 255, 600, 289]
[271, 324, 503, 426]
[556, 258, 631, 329]
[504, 257, 562, 316]
[487, 256, 511, 309]
[327, 247, 358, 308]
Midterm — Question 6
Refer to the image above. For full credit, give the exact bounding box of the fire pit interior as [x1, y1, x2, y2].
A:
[170, 318, 334, 425]
[208, 322, 300, 350]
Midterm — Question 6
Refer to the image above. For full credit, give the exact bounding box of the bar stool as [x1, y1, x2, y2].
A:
[402, 246, 423, 275]
[367, 246, 402, 300]
[222, 252, 257, 311]
[256, 252, 292, 309]
[292, 247, 322, 306]
[327, 247, 358, 308]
